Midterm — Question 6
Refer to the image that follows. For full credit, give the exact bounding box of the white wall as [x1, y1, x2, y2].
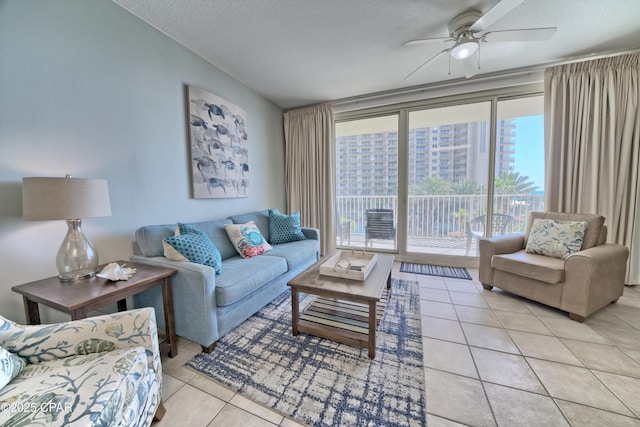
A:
[0, 0, 286, 323]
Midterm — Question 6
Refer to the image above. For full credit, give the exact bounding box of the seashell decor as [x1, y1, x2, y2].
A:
[97, 262, 137, 281]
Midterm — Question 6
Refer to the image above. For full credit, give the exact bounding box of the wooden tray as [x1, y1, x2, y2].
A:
[319, 250, 378, 281]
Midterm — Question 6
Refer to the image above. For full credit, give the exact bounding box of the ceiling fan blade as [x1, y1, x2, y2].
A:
[463, 55, 480, 78]
[470, 0, 524, 32]
[403, 36, 451, 47]
[483, 27, 557, 42]
[404, 49, 449, 80]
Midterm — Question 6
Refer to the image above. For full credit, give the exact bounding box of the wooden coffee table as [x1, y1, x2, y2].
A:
[287, 253, 394, 358]
[12, 261, 178, 358]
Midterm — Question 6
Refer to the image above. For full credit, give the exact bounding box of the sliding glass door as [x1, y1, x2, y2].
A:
[492, 96, 545, 239]
[335, 115, 399, 251]
[334, 91, 545, 264]
[407, 102, 490, 256]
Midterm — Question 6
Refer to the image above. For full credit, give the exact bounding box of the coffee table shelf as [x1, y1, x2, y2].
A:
[288, 253, 394, 358]
[298, 289, 389, 350]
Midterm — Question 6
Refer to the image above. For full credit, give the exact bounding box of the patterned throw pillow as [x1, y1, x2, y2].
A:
[225, 221, 272, 258]
[0, 345, 26, 389]
[269, 209, 306, 244]
[525, 219, 588, 259]
[163, 223, 222, 274]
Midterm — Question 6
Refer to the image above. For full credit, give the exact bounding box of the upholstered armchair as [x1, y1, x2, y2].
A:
[0, 307, 164, 427]
[479, 212, 629, 322]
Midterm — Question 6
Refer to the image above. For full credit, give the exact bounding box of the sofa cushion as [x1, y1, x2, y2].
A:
[266, 240, 320, 270]
[269, 209, 306, 244]
[525, 212, 604, 250]
[135, 218, 236, 260]
[225, 221, 272, 258]
[0, 347, 149, 427]
[0, 345, 25, 389]
[185, 219, 237, 260]
[525, 219, 587, 259]
[216, 255, 287, 306]
[229, 210, 271, 242]
[492, 250, 565, 284]
[163, 224, 222, 274]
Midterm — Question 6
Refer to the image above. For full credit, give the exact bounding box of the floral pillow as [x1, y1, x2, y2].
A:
[525, 219, 588, 259]
[225, 221, 272, 258]
[163, 223, 223, 274]
[269, 209, 306, 244]
[0, 345, 26, 389]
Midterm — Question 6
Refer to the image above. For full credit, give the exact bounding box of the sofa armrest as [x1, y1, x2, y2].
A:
[301, 227, 320, 241]
[562, 243, 629, 318]
[130, 255, 218, 347]
[478, 232, 525, 285]
[0, 308, 161, 381]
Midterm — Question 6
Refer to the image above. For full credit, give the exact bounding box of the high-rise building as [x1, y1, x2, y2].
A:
[336, 120, 516, 196]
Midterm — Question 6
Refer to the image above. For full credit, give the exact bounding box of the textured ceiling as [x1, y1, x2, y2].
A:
[113, 0, 640, 109]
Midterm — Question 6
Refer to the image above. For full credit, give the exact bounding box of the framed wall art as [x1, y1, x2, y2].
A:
[187, 85, 249, 198]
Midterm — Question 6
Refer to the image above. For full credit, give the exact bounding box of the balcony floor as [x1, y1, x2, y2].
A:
[338, 233, 479, 257]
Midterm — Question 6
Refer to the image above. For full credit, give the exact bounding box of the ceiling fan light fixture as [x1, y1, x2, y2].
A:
[450, 37, 479, 60]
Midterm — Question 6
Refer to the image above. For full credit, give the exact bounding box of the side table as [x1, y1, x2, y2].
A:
[11, 261, 178, 358]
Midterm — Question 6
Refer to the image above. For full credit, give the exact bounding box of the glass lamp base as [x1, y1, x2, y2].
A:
[56, 219, 99, 282]
[59, 269, 97, 282]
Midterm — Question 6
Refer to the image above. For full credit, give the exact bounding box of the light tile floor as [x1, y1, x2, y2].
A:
[154, 264, 640, 426]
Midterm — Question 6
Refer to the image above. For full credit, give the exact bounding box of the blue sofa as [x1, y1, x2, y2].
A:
[131, 210, 320, 352]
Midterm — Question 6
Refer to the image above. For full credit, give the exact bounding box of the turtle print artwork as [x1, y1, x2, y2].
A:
[188, 85, 249, 198]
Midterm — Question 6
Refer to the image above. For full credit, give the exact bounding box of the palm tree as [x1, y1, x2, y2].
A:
[494, 172, 538, 194]
[452, 178, 480, 195]
[494, 172, 538, 216]
[410, 176, 452, 195]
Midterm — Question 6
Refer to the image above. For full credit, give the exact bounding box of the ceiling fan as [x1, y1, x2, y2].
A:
[403, 0, 557, 80]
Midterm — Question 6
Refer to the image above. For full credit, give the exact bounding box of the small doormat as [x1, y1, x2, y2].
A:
[400, 262, 472, 280]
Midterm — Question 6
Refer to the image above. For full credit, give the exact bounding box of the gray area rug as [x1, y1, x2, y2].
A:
[400, 261, 472, 280]
[187, 278, 426, 426]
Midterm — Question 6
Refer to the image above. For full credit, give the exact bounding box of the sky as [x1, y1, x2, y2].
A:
[513, 115, 545, 192]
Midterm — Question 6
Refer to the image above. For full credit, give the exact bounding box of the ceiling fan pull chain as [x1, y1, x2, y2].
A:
[448, 53, 452, 75]
[477, 45, 481, 70]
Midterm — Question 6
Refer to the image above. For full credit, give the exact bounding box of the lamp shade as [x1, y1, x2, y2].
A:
[22, 176, 111, 221]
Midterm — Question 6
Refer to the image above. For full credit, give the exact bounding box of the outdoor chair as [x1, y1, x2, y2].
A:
[466, 213, 516, 255]
[339, 219, 351, 245]
[365, 208, 396, 247]
[336, 209, 351, 246]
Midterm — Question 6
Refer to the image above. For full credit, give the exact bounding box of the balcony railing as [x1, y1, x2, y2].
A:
[336, 193, 545, 242]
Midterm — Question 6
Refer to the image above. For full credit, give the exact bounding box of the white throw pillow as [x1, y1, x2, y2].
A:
[525, 219, 587, 259]
[0, 345, 26, 389]
[163, 223, 188, 261]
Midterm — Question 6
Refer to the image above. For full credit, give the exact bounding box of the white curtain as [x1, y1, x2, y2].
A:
[544, 53, 640, 284]
[283, 103, 336, 256]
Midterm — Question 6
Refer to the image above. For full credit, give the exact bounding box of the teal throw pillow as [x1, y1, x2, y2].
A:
[0, 345, 26, 389]
[163, 223, 222, 274]
[269, 209, 306, 244]
[525, 219, 587, 259]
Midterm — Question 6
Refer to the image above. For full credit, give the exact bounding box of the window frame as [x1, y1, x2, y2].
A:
[334, 83, 544, 265]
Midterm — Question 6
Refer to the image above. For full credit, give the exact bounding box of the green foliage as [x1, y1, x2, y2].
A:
[452, 178, 480, 195]
[410, 177, 481, 195]
[494, 172, 538, 194]
[409, 177, 451, 195]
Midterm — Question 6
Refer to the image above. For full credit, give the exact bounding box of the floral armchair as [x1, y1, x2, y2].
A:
[0, 307, 164, 427]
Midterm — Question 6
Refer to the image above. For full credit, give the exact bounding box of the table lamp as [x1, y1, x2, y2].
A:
[22, 175, 112, 281]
